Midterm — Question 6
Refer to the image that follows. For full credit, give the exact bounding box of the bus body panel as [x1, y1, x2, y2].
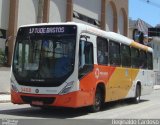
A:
[11, 65, 154, 108]
[11, 22, 154, 109]
[11, 89, 94, 108]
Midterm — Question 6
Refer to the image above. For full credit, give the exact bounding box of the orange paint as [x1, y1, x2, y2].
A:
[11, 64, 140, 108]
[130, 41, 149, 51]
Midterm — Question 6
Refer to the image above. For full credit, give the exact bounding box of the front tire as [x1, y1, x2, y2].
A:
[89, 88, 103, 112]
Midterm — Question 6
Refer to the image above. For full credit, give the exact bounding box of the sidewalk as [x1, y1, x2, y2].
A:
[0, 66, 10, 93]
[0, 66, 11, 103]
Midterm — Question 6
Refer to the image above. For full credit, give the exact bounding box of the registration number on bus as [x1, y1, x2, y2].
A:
[21, 87, 32, 93]
[32, 101, 43, 106]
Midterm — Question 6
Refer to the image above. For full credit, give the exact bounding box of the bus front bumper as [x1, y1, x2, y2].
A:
[11, 90, 94, 108]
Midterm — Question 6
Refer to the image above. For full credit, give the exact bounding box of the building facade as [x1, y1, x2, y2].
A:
[129, 19, 160, 85]
[148, 37, 160, 85]
[0, 0, 128, 65]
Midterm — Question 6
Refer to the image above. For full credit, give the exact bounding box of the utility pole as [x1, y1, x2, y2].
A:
[7, 0, 19, 66]
[37, 0, 50, 23]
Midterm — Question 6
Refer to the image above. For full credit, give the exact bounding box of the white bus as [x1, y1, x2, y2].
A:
[11, 22, 154, 112]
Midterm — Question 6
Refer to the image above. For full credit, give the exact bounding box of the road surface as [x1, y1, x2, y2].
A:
[0, 89, 160, 125]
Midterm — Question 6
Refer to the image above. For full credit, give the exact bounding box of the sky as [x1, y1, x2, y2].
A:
[129, 0, 160, 27]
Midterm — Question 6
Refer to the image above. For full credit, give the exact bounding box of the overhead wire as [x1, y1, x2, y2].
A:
[139, 0, 160, 8]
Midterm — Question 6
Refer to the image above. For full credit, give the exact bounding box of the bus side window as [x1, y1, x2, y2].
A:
[109, 40, 121, 66]
[121, 44, 131, 67]
[139, 50, 147, 69]
[79, 40, 93, 79]
[131, 47, 139, 68]
[147, 52, 153, 70]
[97, 37, 108, 65]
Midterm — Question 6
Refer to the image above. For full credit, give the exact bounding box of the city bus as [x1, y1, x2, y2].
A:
[11, 22, 154, 112]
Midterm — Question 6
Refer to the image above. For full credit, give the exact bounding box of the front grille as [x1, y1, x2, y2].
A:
[21, 96, 55, 104]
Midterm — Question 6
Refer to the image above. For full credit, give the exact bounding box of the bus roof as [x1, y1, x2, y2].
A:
[19, 22, 153, 53]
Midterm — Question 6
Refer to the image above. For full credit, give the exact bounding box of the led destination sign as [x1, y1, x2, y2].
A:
[29, 27, 65, 34]
[17, 25, 77, 39]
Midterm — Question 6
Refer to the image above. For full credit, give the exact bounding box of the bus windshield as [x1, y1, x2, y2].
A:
[13, 25, 77, 87]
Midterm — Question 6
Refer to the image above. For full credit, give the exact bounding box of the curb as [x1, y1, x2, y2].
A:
[0, 94, 11, 103]
[154, 85, 160, 90]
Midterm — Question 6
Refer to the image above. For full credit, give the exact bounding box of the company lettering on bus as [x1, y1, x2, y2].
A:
[29, 27, 65, 34]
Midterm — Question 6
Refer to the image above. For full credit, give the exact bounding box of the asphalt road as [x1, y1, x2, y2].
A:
[0, 90, 160, 125]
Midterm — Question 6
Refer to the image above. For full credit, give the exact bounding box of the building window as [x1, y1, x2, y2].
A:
[109, 40, 121, 66]
[73, 11, 100, 27]
[121, 44, 131, 67]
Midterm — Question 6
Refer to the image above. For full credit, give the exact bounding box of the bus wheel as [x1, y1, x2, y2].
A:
[89, 88, 103, 112]
[133, 84, 141, 104]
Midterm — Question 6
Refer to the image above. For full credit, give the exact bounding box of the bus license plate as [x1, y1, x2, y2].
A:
[32, 101, 43, 106]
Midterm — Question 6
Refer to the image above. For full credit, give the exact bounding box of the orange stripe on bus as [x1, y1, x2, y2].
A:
[105, 67, 139, 102]
[130, 41, 149, 51]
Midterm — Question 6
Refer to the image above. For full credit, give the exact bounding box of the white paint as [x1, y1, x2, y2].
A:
[18, 0, 38, 27]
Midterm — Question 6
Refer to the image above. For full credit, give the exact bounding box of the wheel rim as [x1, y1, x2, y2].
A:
[94, 89, 102, 111]
[136, 86, 140, 102]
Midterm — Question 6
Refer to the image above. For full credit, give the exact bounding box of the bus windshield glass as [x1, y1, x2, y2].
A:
[13, 25, 77, 87]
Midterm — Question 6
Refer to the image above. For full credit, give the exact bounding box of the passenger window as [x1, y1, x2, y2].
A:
[109, 40, 121, 66]
[147, 52, 153, 70]
[139, 50, 147, 69]
[97, 37, 108, 65]
[131, 48, 139, 68]
[121, 44, 131, 67]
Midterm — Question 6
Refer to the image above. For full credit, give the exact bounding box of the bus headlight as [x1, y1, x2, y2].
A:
[11, 79, 19, 92]
[59, 81, 74, 95]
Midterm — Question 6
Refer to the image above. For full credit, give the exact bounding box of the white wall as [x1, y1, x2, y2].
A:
[0, 70, 10, 93]
[0, 0, 10, 51]
[49, 0, 66, 22]
[73, 0, 101, 21]
[118, 9, 124, 35]
[128, 28, 134, 39]
[18, 0, 38, 28]
[0, 0, 10, 29]
[106, 3, 113, 32]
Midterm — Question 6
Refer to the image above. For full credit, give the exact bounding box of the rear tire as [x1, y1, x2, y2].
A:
[89, 88, 103, 112]
[132, 85, 141, 104]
